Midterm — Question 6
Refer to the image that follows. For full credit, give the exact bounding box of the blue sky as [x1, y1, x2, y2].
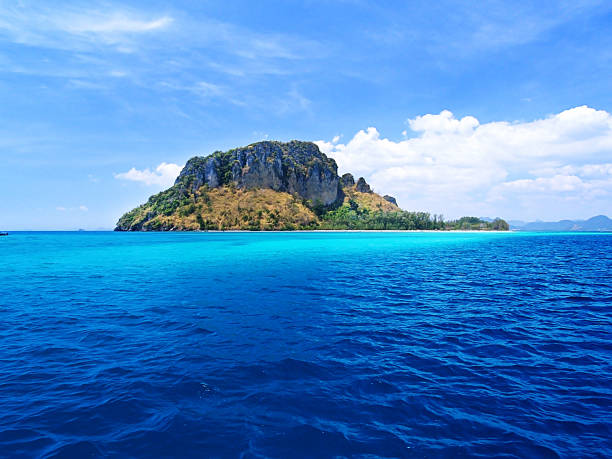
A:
[1, 0, 611, 229]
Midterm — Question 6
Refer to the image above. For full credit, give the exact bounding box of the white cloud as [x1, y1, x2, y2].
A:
[409, 110, 479, 134]
[109, 70, 128, 78]
[0, 2, 325, 111]
[193, 81, 224, 97]
[56, 205, 89, 212]
[157, 80, 252, 108]
[277, 86, 312, 114]
[64, 14, 172, 34]
[316, 106, 612, 220]
[114, 162, 183, 187]
[500, 175, 584, 193]
[0, 3, 320, 63]
[0, 3, 173, 57]
[68, 79, 107, 90]
[427, 2, 608, 57]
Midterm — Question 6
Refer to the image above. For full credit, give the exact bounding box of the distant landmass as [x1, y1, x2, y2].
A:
[511, 215, 612, 232]
[115, 140, 509, 231]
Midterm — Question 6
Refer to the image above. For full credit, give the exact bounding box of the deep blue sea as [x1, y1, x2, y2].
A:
[1, 232, 611, 458]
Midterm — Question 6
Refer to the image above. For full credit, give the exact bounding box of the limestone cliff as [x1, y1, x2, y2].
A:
[177, 140, 340, 205]
[114, 140, 403, 231]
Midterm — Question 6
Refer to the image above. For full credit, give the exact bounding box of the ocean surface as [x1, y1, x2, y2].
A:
[0, 231, 611, 458]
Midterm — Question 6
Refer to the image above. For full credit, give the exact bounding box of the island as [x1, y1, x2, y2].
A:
[115, 140, 509, 231]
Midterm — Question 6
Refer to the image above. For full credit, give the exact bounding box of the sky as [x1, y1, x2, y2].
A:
[1, 0, 611, 230]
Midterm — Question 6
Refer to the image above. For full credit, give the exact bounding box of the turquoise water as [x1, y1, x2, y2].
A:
[1, 231, 611, 457]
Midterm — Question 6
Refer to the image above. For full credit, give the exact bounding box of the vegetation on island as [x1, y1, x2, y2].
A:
[116, 182, 508, 231]
[117, 186, 317, 231]
[115, 140, 509, 232]
[319, 193, 508, 231]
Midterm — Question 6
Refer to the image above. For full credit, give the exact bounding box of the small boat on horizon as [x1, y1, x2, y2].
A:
[0, 232, 8, 236]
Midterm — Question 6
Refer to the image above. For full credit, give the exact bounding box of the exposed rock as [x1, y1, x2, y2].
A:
[355, 177, 372, 193]
[114, 140, 405, 231]
[340, 173, 355, 188]
[176, 140, 340, 205]
[383, 195, 397, 206]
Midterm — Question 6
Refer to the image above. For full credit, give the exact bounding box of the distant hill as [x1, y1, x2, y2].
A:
[512, 215, 612, 232]
[115, 140, 509, 231]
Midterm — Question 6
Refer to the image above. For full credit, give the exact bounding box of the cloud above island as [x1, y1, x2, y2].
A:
[114, 162, 183, 187]
[112, 106, 612, 221]
[316, 106, 612, 220]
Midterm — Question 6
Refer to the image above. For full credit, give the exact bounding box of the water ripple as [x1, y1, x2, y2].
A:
[0, 231, 611, 457]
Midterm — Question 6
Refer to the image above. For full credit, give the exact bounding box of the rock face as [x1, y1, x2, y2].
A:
[340, 173, 355, 188]
[355, 177, 372, 193]
[383, 195, 397, 206]
[177, 140, 340, 206]
[114, 139, 405, 231]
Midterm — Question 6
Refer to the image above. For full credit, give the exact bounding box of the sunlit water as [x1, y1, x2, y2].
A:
[0, 231, 611, 458]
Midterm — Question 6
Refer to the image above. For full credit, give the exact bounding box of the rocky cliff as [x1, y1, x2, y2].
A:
[177, 140, 340, 205]
[115, 140, 398, 231]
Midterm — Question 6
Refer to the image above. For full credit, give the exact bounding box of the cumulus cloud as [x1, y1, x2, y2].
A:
[409, 110, 479, 134]
[316, 106, 612, 220]
[114, 162, 183, 187]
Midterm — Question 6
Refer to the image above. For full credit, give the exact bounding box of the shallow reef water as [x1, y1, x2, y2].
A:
[0, 231, 611, 458]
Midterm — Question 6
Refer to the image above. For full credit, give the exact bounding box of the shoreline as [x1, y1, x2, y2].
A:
[115, 229, 516, 233]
